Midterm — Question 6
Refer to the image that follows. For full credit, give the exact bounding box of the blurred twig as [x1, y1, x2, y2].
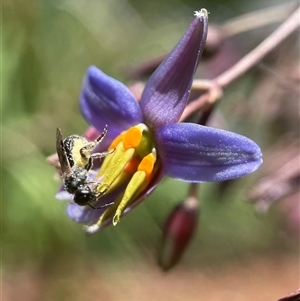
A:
[247, 155, 300, 212]
[215, 6, 300, 88]
[221, 1, 298, 36]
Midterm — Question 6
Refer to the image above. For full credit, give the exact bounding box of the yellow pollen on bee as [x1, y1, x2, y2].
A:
[72, 139, 90, 167]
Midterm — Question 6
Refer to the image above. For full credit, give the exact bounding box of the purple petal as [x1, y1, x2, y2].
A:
[80, 66, 143, 137]
[67, 203, 101, 223]
[155, 123, 262, 182]
[56, 189, 73, 201]
[140, 10, 208, 128]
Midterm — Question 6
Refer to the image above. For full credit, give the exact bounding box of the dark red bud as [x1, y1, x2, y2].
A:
[277, 289, 300, 301]
[158, 197, 199, 271]
[84, 126, 100, 141]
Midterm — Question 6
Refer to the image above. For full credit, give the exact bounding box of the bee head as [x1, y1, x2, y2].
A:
[74, 185, 96, 206]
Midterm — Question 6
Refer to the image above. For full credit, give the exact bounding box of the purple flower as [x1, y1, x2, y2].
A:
[60, 9, 262, 234]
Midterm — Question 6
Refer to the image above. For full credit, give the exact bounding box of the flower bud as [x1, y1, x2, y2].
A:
[84, 126, 100, 141]
[158, 196, 199, 271]
[277, 289, 300, 301]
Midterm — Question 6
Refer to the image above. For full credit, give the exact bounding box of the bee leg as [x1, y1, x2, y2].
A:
[91, 149, 115, 160]
[87, 170, 97, 175]
[80, 142, 97, 159]
[94, 124, 108, 144]
[88, 201, 114, 210]
[85, 157, 93, 171]
[80, 125, 109, 158]
[88, 203, 96, 209]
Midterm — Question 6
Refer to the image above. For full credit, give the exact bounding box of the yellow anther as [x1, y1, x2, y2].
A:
[109, 133, 125, 150]
[123, 127, 142, 150]
[138, 153, 156, 178]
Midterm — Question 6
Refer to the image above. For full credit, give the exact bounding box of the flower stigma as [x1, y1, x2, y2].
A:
[84, 123, 158, 234]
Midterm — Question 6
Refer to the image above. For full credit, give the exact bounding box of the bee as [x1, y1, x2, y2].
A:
[56, 125, 113, 208]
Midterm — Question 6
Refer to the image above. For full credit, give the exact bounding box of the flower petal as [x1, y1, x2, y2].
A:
[139, 9, 208, 128]
[80, 66, 143, 137]
[155, 123, 262, 182]
[67, 203, 101, 223]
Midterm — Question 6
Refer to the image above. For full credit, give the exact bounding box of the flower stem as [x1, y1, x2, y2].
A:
[221, 1, 298, 37]
[215, 6, 300, 88]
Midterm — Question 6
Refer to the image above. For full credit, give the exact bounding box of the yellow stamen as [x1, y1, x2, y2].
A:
[113, 170, 146, 226]
[97, 142, 135, 194]
[84, 124, 158, 234]
[112, 149, 157, 225]
[99, 157, 142, 194]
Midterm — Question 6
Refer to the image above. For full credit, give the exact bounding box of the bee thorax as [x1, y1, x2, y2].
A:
[64, 167, 88, 194]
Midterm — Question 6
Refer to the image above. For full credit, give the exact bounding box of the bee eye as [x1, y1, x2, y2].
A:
[74, 187, 91, 205]
[74, 186, 95, 206]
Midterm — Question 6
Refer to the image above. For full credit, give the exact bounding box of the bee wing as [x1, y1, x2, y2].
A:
[56, 128, 72, 174]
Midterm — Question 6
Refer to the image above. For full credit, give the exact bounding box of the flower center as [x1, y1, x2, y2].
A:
[93, 123, 158, 227]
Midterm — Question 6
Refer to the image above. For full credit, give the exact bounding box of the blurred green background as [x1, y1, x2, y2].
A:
[3, 0, 299, 300]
